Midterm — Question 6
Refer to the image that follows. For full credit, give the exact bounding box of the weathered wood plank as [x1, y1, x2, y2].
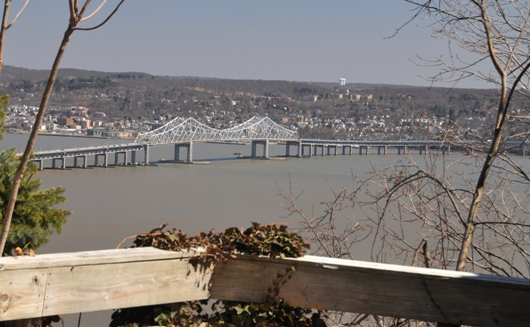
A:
[2, 248, 530, 326]
[42, 259, 211, 316]
[0, 248, 212, 321]
[0, 270, 47, 321]
[210, 255, 530, 327]
[0, 247, 193, 270]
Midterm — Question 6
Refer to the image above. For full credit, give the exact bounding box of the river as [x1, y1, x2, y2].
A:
[0, 133, 455, 326]
[1, 133, 391, 253]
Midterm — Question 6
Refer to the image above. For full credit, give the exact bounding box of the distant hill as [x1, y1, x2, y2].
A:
[0, 65, 502, 140]
[0, 65, 479, 97]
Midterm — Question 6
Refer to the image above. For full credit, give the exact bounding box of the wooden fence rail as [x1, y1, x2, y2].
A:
[0, 247, 529, 326]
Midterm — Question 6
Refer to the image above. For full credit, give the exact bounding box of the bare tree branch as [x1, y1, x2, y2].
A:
[0, 0, 126, 254]
[5, 0, 29, 30]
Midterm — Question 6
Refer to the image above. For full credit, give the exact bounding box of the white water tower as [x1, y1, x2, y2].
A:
[339, 78, 346, 86]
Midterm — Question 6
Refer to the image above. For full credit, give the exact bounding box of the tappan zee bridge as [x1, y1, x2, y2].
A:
[29, 116, 451, 170]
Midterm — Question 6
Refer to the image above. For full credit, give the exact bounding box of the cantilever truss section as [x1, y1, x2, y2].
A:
[134, 116, 299, 145]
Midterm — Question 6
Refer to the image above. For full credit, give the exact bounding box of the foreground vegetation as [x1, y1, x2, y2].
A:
[111, 223, 326, 327]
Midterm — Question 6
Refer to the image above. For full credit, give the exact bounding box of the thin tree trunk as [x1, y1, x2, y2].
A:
[0, 0, 11, 70]
[456, 142, 499, 271]
[0, 0, 125, 256]
[0, 27, 74, 254]
[455, 4, 509, 272]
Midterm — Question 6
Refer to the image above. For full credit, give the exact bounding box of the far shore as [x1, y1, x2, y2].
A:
[7, 130, 134, 141]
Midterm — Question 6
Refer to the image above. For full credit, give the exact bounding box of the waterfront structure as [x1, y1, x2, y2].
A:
[134, 116, 298, 145]
[28, 116, 529, 170]
[29, 117, 299, 168]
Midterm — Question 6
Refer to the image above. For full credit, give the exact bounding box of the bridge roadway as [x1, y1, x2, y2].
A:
[291, 139, 449, 156]
[28, 143, 148, 170]
[27, 139, 454, 171]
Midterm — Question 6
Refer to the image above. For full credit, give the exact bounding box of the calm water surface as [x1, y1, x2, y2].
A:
[1, 133, 388, 253]
[0, 133, 460, 326]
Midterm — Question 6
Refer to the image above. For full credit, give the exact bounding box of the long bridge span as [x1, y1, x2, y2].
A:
[28, 116, 457, 170]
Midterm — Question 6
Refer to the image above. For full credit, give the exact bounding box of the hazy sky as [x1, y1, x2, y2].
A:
[3, 1, 490, 88]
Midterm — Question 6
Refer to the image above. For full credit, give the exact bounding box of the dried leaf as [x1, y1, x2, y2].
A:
[14, 247, 24, 256]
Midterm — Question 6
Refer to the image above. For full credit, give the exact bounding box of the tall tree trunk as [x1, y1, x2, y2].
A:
[0, 27, 74, 254]
[456, 138, 500, 271]
[454, 3, 510, 272]
[0, 0, 12, 70]
[0, 0, 125, 256]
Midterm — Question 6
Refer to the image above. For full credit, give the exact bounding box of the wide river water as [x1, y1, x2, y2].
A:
[0, 133, 461, 326]
[1, 133, 404, 254]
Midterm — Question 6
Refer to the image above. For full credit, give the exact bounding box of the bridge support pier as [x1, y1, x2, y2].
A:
[52, 158, 66, 169]
[442, 146, 451, 155]
[37, 160, 43, 171]
[114, 152, 128, 166]
[144, 145, 150, 164]
[298, 141, 302, 157]
[327, 145, 337, 156]
[300, 144, 312, 157]
[313, 145, 325, 156]
[285, 141, 300, 157]
[174, 142, 193, 162]
[377, 146, 387, 155]
[342, 145, 353, 155]
[398, 146, 408, 155]
[359, 146, 370, 155]
[187, 143, 193, 162]
[94, 153, 108, 167]
[419, 145, 429, 155]
[251, 140, 269, 158]
[73, 156, 87, 168]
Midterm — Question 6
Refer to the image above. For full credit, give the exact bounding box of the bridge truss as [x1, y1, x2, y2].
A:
[134, 116, 299, 145]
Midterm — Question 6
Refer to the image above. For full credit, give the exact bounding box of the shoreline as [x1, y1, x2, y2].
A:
[7, 130, 134, 141]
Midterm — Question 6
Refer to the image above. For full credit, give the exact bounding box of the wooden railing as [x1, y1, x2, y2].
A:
[0, 247, 529, 326]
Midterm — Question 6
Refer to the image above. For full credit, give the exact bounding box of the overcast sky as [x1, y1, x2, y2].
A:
[2, 1, 490, 88]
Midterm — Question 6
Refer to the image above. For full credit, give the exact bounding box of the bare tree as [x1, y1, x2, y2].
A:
[398, 0, 530, 272]
[0, 0, 126, 254]
[279, 2, 530, 325]
[290, 0, 530, 275]
[0, 0, 30, 70]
